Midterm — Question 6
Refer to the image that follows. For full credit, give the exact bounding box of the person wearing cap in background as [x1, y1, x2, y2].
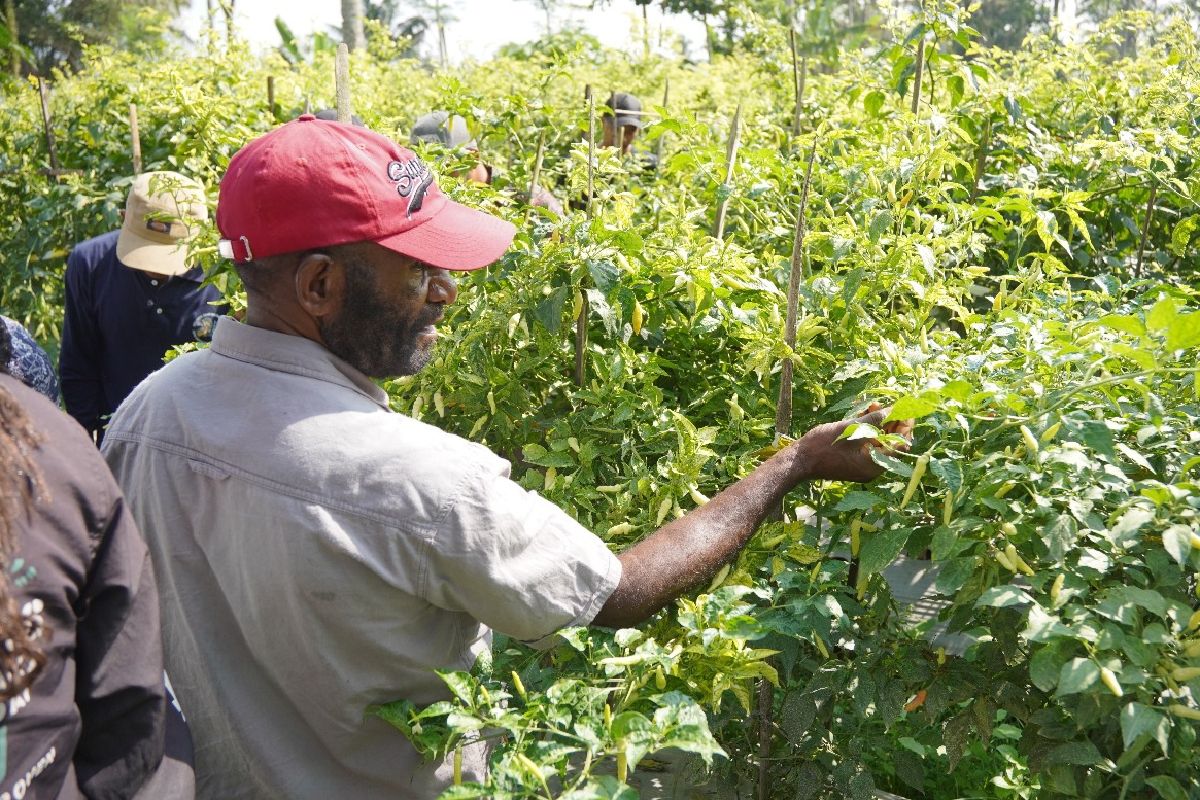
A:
[412, 110, 565, 215]
[603, 91, 647, 156]
[100, 114, 905, 799]
[59, 171, 224, 443]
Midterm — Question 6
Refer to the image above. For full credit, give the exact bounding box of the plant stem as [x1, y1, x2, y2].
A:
[1135, 183, 1157, 277]
[712, 103, 742, 240]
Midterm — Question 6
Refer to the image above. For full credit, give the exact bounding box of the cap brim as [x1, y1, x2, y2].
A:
[615, 113, 644, 129]
[374, 200, 515, 271]
[116, 230, 192, 276]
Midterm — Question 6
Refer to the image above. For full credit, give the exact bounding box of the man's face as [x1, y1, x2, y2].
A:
[601, 118, 639, 154]
[318, 245, 458, 379]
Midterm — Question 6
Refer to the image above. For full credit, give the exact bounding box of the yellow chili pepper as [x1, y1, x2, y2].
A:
[899, 453, 930, 510]
[1100, 666, 1123, 697]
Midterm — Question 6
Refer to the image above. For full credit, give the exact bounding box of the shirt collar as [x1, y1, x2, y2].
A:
[210, 317, 391, 410]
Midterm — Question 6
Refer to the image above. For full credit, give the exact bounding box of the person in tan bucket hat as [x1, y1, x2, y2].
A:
[59, 171, 225, 444]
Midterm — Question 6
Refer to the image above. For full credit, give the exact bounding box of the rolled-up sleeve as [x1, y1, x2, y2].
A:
[422, 464, 622, 647]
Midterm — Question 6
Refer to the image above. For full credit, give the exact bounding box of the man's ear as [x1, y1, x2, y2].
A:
[294, 252, 344, 320]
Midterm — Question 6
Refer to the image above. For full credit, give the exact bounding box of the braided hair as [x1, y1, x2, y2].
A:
[0, 321, 47, 703]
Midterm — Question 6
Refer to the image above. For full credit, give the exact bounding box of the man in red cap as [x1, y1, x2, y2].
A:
[102, 116, 902, 799]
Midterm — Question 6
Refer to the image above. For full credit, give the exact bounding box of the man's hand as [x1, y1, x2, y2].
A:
[791, 403, 913, 483]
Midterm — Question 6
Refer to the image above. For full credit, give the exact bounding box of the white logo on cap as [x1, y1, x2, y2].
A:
[386, 159, 434, 218]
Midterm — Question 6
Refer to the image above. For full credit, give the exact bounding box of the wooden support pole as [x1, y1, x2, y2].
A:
[335, 43, 352, 124]
[575, 85, 596, 388]
[267, 75, 276, 120]
[712, 103, 742, 240]
[789, 29, 805, 137]
[1135, 184, 1157, 278]
[130, 103, 142, 175]
[774, 143, 818, 441]
[911, 35, 926, 116]
[36, 77, 60, 172]
[970, 117, 992, 202]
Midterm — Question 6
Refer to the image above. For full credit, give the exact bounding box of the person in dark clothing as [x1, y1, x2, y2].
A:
[0, 323, 193, 799]
[59, 172, 224, 442]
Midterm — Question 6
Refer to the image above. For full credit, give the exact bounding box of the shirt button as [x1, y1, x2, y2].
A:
[150, 279, 159, 286]
[146, 299, 154, 307]
[156, 308, 164, 315]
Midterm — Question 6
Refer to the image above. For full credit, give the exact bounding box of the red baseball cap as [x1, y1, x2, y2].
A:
[216, 115, 515, 271]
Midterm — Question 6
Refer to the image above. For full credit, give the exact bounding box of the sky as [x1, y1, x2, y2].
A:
[179, 0, 708, 63]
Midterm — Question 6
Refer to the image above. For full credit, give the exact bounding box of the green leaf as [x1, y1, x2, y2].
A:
[1056, 658, 1099, 696]
[1030, 644, 1063, 692]
[977, 585, 1034, 608]
[439, 670, 477, 705]
[1168, 215, 1199, 256]
[864, 90, 886, 117]
[1096, 313, 1145, 337]
[1162, 524, 1195, 565]
[859, 529, 910, 577]
[1166, 312, 1200, 351]
[1044, 739, 1102, 766]
[533, 285, 568, 333]
[887, 394, 939, 420]
[587, 258, 620, 293]
[1145, 776, 1189, 800]
[834, 491, 884, 512]
[868, 210, 893, 242]
[929, 458, 963, 493]
[1147, 297, 1179, 333]
[1120, 702, 1169, 755]
[1041, 513, 1077, 564]
[521, 443, 576, 469]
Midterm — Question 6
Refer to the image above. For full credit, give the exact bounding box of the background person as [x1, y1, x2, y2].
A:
[412, 110, 564, 215]
[101, 116, 906, 799]
[59, 171, 224, 443]
[0, 322, 192, 800]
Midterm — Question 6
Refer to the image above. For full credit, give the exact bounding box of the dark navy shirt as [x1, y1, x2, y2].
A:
[59, 230, 225, 437]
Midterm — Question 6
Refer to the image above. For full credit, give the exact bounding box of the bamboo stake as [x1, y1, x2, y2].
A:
[757, 141, 818, 800]
[36, 77, 60, 172]
[655, 79, 669, 170]
[575, 86, 596, 388]
[789, 30, 805, 136]
[267, 75, 276, 120]
[712, 103, 743, 239]
[774, 143, 818, 440]
[130, 103, 142, 175]
[335, 43, 351, 124]
[970, 117, 992, 202]
[911, 34, 926, 116]
[1135, 184, 1157, 278]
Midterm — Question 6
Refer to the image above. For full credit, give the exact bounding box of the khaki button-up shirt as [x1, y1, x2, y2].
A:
[103, 318, 622, 799]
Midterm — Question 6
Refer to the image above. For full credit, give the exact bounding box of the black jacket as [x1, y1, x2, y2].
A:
[0, 374, 166, 799]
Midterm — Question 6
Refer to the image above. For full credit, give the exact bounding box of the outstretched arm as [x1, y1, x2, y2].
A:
[593, 405, 908, 628]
